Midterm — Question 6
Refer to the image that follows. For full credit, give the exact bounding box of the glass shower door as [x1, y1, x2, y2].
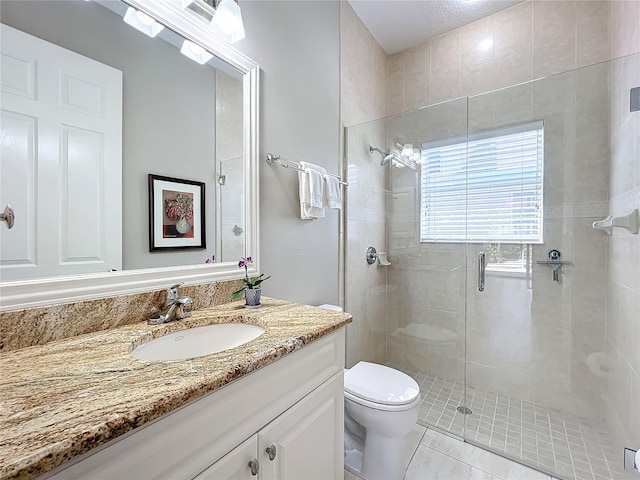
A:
[385, 98, 469, 438]
[463, 60, 618, 480]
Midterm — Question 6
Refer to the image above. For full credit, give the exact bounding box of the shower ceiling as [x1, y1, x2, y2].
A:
[347, 0, 525, 54]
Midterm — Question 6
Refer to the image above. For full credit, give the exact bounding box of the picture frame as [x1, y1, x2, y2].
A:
[149, 174, 206, 251]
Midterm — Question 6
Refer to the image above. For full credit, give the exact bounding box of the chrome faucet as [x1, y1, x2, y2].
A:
[148, 284, 193, 325]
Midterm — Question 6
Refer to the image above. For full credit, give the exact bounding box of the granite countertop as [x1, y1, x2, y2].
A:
[0, 298, 351, 480]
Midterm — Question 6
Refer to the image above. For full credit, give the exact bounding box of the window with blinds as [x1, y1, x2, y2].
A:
[420, 121, 544, 243]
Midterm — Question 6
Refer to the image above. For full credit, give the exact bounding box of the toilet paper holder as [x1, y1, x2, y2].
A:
[366, 246, 391, 266]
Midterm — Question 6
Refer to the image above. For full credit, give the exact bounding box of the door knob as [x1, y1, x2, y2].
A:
[0, 205, 15, 229]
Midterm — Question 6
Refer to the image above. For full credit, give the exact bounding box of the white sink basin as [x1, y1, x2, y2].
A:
[131, 323, 265, 361]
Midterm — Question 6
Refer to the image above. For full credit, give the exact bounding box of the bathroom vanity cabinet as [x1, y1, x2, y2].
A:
[196, 373, 342, 479]
[45, 330, 345, 480]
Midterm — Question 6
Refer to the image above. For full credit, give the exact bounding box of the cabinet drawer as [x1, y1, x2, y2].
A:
[45, 329, 345, 480]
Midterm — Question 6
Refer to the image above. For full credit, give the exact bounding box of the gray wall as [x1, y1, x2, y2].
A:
[1, 0, 218, 270]
[235, 1, 341, 305]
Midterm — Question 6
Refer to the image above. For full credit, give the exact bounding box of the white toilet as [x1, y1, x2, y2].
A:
[317, 304, 421, 480]
[343, 362, 420, 480]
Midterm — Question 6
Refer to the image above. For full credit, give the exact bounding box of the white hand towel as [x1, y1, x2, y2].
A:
[324, 175, 342, 209]
[301, 161, 326, 209]
[298, 161, 326, 220]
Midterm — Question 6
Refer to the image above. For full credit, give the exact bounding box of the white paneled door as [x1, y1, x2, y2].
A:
[0, 24, 122, 281]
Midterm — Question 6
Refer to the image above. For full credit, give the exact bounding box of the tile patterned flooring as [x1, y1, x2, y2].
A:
[345, 425, 557, 480]
[407, 372, 621, 480]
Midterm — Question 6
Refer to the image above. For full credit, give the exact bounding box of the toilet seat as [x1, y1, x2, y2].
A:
[344, 362, 420, 410]
[345, 389, 420, 412]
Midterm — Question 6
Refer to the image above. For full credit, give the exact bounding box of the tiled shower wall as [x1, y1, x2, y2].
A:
[341, 1, 388, 368]
[344, 118, 388, 368]
[384, 0, 620, 115]
[340, 2, 385, 129]
[605, 2, 640, 476]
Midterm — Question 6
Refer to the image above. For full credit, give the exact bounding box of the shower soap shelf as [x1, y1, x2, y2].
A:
[592, 209, 639, 234]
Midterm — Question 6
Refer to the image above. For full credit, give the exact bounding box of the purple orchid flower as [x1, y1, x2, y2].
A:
[231, 255, 270, 300]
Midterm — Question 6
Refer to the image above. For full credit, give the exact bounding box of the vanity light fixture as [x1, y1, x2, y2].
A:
[123, 7, 165, 38]
[180, 40, 214, 65]
[209, 0, 245, 44]
[179, 0, 245, 44]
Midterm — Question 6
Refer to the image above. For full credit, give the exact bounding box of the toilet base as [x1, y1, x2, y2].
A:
[344, 449, 364, 476]
[344, 430, 408, 480]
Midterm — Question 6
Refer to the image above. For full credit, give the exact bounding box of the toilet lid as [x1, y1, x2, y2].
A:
[344, 362, 420, 406]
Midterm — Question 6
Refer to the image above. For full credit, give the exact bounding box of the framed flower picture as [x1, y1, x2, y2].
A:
[149, 174, 206, 251]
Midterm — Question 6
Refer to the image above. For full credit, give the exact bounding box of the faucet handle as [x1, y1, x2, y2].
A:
[165, 283, 184, 305]
[176, 296, 193, 305]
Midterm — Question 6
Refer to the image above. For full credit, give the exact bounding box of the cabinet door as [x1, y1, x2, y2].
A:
[258, 372, 344, 480]
[194, 436, 259, 480]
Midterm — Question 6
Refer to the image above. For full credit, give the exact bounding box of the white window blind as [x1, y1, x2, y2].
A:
[420, 121, 544, 243]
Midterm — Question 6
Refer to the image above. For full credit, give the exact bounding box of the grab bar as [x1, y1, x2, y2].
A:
[478, 252, 486, 292]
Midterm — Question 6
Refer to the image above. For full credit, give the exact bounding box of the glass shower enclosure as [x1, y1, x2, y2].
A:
[344, 53, 638, 480]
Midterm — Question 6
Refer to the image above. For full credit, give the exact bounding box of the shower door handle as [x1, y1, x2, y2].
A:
[478, 252, 486, 292]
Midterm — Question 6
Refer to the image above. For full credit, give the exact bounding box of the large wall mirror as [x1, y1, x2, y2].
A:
[0, 0, 259, 310]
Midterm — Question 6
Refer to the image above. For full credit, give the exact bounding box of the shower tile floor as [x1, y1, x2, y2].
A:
[403, 371, 621, 480]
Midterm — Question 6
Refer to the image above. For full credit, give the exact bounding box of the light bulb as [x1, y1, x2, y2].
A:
[180, 40, 214, 65]
[210, 0, 245, 44]
[123, 7, 164, 38]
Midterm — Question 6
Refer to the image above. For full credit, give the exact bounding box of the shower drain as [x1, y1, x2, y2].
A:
[456, 406, 472, 415]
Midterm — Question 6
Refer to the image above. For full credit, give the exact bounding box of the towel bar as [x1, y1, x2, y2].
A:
[266, 153, 348, 186]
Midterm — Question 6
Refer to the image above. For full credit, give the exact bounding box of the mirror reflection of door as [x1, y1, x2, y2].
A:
[0, 24, 122, 281]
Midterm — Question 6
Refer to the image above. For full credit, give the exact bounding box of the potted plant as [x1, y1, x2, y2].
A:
[231, 256, 270, 307]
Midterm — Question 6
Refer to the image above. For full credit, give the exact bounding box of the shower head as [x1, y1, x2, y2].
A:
[369, 145, 418, 171]
[369, 146, 395, 166]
